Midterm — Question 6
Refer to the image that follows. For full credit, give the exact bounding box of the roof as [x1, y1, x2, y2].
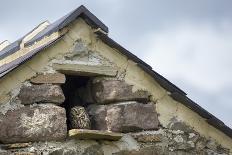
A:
[0, 5, 231, 138]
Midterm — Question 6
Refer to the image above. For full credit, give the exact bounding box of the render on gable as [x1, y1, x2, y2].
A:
[0, 5, 231, 155]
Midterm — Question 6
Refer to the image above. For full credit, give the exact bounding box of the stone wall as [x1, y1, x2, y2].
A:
[0, 72, 230, 155]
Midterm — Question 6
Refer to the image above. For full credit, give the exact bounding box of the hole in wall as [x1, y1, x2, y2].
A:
[61, 75, 90, 130]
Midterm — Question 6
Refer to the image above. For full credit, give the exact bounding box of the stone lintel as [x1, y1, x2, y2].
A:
[53, 63, 117, 76]
[30, 73, 66, 84]
[69, 129, 123, 141]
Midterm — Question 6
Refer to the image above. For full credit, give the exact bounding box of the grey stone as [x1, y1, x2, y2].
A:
[69, 106, 91, 129]
[216, 145, 230, 154]
[87, 104, 107, 130]
[88, 102, 158, 132]
[131, 132, 162, 143]
[13, 152, 37, 155]
[49, 148, 78, 155]
[168, 118, 194, 133]
[49, 149, 64, 155]
[206, 139, 218, 151]
[0, 104, 67, 143]
[195, 137, 207, 151]
[0, 151, 8, 155]
[63, 149, 77, 155]
[174, 142, 193, 151]
[113, 134, 140, 151]
[82, 145, 104, 155]
[91, 79, 150, 104]
[113, 146, 161, 155]
[18, 84, 65, 105]
[1, 143, 31, 150]
[188, 133, 199, 143]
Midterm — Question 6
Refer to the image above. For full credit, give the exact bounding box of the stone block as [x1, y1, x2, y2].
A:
[69, 129, 123, 141]
[14, 152, 37, 155]
[113, 146, 161, 155]
[18, 84, 65, 105]
[53, 63, 117, 77]
[91, 79, 150, 104]
[69, 106, 91, 129]
[30, 73, 66, 84]
[88, 102, 158, 132]
[2, 143, 31, 150]
[0, 104, 67, 143]
[87, 104, 108, 130]
[131, 132, 162, 143]
[82, 144, 104, 155]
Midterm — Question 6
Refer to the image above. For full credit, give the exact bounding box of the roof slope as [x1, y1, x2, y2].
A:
[0, 5, 231, 138]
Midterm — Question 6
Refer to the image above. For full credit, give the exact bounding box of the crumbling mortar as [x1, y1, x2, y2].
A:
[116, 59, 129, 80]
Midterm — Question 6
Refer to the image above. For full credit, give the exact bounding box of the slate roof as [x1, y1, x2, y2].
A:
[0, 5, 231, 138]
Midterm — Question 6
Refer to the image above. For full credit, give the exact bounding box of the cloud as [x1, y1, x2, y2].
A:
[137, 20, 232, 92]
[173, 78, 232, 127]
[132, 20, 232, 127]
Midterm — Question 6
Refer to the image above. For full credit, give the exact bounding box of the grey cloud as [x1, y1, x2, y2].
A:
[173, 78, 232, 127]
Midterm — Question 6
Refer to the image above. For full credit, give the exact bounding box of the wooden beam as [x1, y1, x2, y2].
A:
[53, 63, 117, 76]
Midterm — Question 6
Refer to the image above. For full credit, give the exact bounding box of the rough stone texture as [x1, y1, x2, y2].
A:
[0, 101, 24, 115]
[109, 135, 140, 152]
[0, 104, 67, 143]
[1, 143, 31, 150]
[131, 132, 162, 143]
[69, 106, 91, 129]
[113, 146, 161, 155]
[132, 128, 230, 155]
[69, 129, 123, 141]
[0, 136, 139, 155]
[53, 63, 117, 77]
[87, 102, 159, 132]
[30, 73, 66, 84]
[91, 79, 150, 104]
[13, 152, 37, 155]
[18, 84, 65, 105]
[0, 130, 229, 155]
[168, 117, 194, 133]
[65, 40, 113, 66]
[82, 144, 104, 155]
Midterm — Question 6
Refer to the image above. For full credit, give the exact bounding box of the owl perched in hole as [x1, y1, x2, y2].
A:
[69, 106, 91, 129]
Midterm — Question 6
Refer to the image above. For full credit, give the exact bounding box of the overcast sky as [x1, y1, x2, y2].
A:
[0, 0, 231, 127]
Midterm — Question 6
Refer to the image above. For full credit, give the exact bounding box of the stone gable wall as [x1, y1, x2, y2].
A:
[0, 73, 230, 155]
[0, 19, 231, 155]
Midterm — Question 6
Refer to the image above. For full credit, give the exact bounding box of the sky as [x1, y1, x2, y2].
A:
[0, 0, 231, 127]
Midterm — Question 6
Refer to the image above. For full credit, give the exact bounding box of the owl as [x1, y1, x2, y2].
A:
[69, 106, 91, 129]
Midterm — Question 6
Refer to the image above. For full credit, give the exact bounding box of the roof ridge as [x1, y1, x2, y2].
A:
[20, 21, 50, 48]
[0, 40, 10, 51]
